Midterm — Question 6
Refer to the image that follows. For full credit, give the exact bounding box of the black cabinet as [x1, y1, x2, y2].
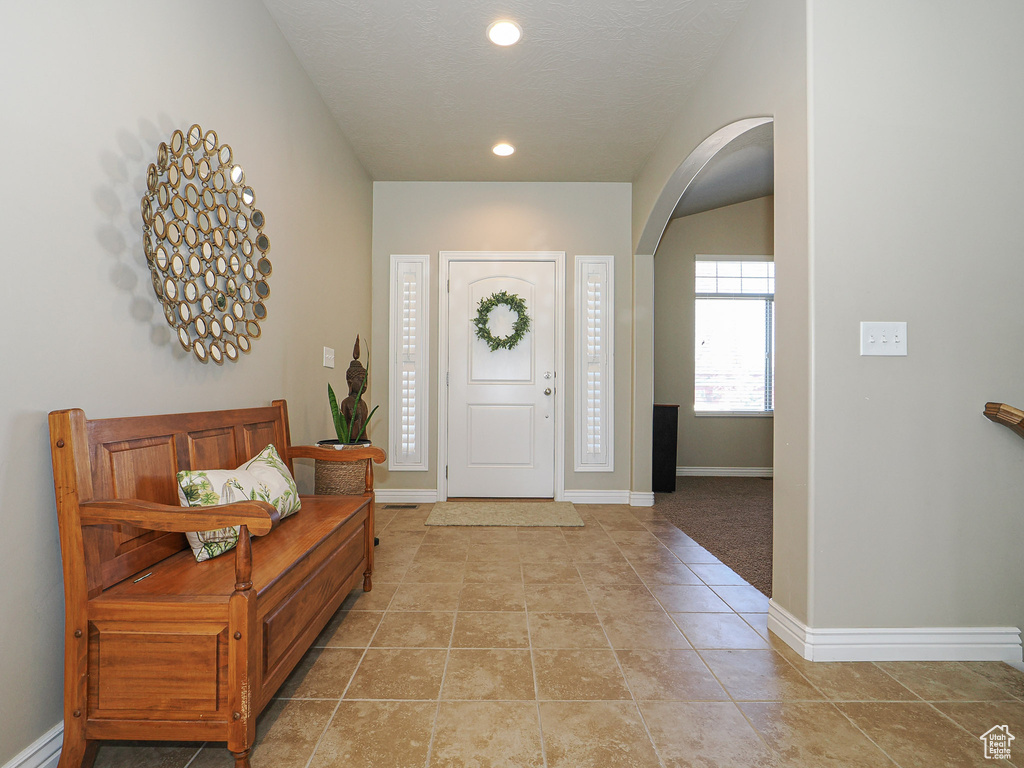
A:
[652, 404, 679, 493]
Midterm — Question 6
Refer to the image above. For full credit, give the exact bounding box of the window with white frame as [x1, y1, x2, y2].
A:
[389, 255, 429, 469]
[575, 255, 614, 470]
[694, 259, 774, 414]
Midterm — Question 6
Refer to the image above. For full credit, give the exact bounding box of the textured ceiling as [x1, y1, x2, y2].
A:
[262, 0, 751, 182]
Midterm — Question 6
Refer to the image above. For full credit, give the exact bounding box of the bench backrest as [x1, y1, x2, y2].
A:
[50, 401, 293, 598]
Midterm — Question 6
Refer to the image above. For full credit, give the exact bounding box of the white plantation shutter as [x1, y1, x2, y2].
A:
[575, 255, 614, 471]
[389, 255, 429, 470]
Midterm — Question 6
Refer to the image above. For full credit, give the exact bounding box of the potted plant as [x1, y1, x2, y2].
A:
[318, 335, 378, 451]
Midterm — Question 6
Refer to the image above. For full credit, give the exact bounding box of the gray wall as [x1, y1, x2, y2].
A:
[654, 197, 774, 470]
[0, 2, 372, 762]
[370, 182, 634, 496]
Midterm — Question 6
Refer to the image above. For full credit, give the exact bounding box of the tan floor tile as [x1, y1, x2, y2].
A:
[371, 611, 455, 648]
[688, 562, 748, 585]
[525, 582, 594, 612]
[275, 647, 363, 699]
[839, 701, 1006, 767]
[374, 545, 420, 567]
[529, 612, 610, 649]
[519, 543, 574, 564]
[787, 661, 919, 702]
[522, 562, 583, 584]
[569, 547, 631, 566]
[575, 561, 643, 585]
[518, 528, 568, 545]
[431, 701, 544, 768]
[742, 702, 897, 767]
[587, 584, 663, 614]
[403, 561, 467, 584]
[413, 544, 470, 563]
[390, 582, 464, 611]
[607, 530, 663, 546]
[342, 583, 398, 610]
[650, 527, 699, 549]
[712, 584, 769, 612]
[442, 649, 536, 700]
[630, 561, 703, 585]
[466, 543, 521, 561]
[387, 516, 431, 532]
[373, 561, 412, 582]
[932, 700, 1024, 744]
[422, 527, 473, 544]
[592, 515, 649, 532]
[92, 743, 200, 768]
[379, 530, 428, 547]
[601, 611, 691, 649]
[539, 701, 662, 768]
[189, 699, 336, 768]
[671, 612, 770, 650]
[875, 661, 1018, 701]
[741, 611, 770, 639]
[470, 527, 521, 544]
[700, 650, 824, 701]
[459, 582, 526, 611]
[673, 547, 723, 565]
[346, 648, 447, 699]
[315, 610, 384, 648]
[650, 584, 732, 613]
[534, 649, 631, 700]
[617, 545, 682, 568]
[308, 700, 435, 768]
[452, 611, 530, 648]
[960, 661, 1024, 700]
[464, 561, 524, 583]
[641, 701, 778, 768]
[617, 649, 729, 701]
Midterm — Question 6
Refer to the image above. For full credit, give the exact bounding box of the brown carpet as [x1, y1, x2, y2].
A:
[654, 477, 773, 597]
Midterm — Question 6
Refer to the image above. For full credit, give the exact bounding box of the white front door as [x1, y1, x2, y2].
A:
[447, 259, 556, 497]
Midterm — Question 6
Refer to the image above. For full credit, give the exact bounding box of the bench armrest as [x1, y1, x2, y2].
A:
[79, 499, 280, 535]
[289, 444, 386, 464]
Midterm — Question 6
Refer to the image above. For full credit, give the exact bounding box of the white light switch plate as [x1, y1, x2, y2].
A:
[860, 322, 907, 356]
[323, 346, 335, 368]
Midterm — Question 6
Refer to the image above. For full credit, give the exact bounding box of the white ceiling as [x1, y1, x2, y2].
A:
[262, 0, 752, 182]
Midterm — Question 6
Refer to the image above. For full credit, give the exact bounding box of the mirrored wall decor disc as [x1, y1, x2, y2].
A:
[201, 241, 213, 259]
[230, 165, 244, 185]
[197, 157, 211, 181]
[229, 255, 240, 274]
[226, 228, 237, 248]
[247, 320, 262, 337]
[185, 183, 199, 208]
[216, 205, 228, 226]
[144, 237, 154, 263]
[170, 252, 185, 277]
[223, 314, 235, 333]
[232, 300, 245, 319]
[203, 130, 218, 154]
[194, 316, 208, 337]
[181, 153, 195, 178]
[236, 213, 248, 231]
[212, 228, 224, 248]
[157, 142, 169, 170]
[251, 210, 265, 228]
[215, 292, 227, 311]
[163, 303, 176, 327]
[193, 339, 208, 362]
[152, 272, 164, 297]
[239, 284, 252, 301]
[241, 238, 252, 257]
[178, 326, 191, 350]
[204, 270, 216, 290]
[157, 183, 170, 208]
[226, 189, 239, 211]
[155, 246, 169, 271]
[170, 130, 185, 156]
[256, 235, 270, 254]
[257, 257, 272, 275]
[255, 280, 270, 299]
[237, 335, 251, 353]
[184, 281, 198, 302]
[164, 277, 177, 300]
[153, 212, 167, 238]
[209, 343, 223, 364]
[202, 187, 215, 208]
[171, 195, 187, 220]
[201, 294, 214, 314]
[226, 277, 237, 296]
[210, 318, 222, 339]
[225, 341, 238, 361]
[167, 162, 180, 187]
[241, 187, 255, 206]
[218, 145, 232, 166]
[213, 170, 226, 192]
[184, 224, 198, 248]
[179, 301, 192, 323]
[197, 211, 211, 234]
[166, 221, 181, 246]
[147, 165, 159, 192]
[188, 124, 203, 148]
[253, 303, 267, 320]
[141, 197, 153, 225]
[189, 254, 201, 275]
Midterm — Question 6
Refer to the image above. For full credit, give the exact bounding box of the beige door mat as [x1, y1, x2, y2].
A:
[424, 501, 583, 527]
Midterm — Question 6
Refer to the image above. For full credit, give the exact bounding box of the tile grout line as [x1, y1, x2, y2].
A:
[522, 555, 551, 768]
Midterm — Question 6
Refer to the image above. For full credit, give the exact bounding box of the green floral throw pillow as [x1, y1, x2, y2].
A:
[175, 444, 301, 562]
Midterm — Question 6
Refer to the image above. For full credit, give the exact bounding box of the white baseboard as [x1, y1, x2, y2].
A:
[3, 722, 61, 768]
[768, 601, 1023, 662]
[376, 489, 438, 504]
[563, 490, 631, 504]
[677, 466, 773, 477]
[629, 491, 655, 507]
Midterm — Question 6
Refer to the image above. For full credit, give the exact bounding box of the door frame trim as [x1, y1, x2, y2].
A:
[437, 251, 566, 502]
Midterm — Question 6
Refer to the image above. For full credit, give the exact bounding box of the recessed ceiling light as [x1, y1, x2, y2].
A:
[487, 20, 522, 46]
[492, 143, 515, 157]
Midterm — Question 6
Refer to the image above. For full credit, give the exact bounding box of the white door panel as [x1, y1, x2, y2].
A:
[448, 260, 556, 497]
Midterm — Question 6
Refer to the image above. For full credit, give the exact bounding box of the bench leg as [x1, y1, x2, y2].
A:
[230, 747, 251, 768]
[58, 737, 97, 768]
[363, 570, 373, 592]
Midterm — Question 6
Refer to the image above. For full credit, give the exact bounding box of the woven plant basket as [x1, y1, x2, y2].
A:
[314, 458, 366, 495]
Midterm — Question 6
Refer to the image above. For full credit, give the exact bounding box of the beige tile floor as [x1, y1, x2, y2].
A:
[93, 503, 1024, 768]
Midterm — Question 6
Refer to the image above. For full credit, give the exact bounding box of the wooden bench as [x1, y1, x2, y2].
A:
[48, 400, 385, 768]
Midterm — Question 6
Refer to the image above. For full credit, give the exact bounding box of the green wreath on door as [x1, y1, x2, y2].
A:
[473, 290, 531, 351]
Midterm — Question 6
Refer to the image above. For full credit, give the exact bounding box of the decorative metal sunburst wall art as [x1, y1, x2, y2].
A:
[140, 124, 272, 364]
